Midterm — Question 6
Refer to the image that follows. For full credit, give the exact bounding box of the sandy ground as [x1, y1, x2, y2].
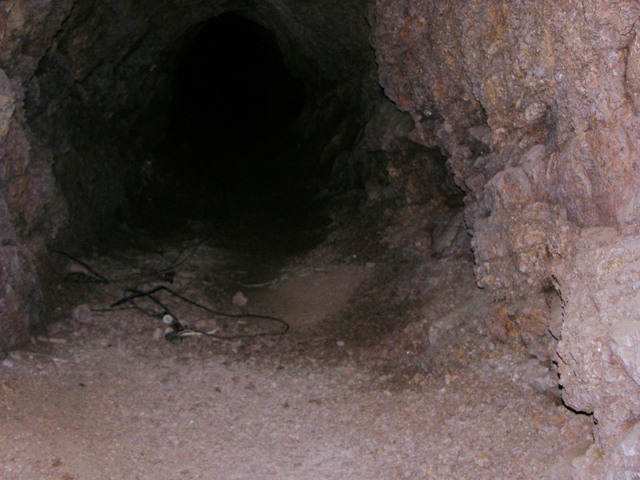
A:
[0, 199, 594, 480]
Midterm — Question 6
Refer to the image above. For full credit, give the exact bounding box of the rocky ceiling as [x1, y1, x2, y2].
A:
[2, 0, 640, 476]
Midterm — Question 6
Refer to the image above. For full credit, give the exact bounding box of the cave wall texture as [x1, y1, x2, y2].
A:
[371, 1, 640, 476]
[2, 0, 640, 476]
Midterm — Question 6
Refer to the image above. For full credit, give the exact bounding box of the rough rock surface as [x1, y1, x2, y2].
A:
[0, 0, 74, 347]
[371, 1, 640, 474]
[372, 0, 640, 344]
[555, 228, 640, 477]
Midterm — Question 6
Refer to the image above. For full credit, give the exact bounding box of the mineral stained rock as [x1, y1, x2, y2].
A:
[371, 0, 640, 476]
[555, 229, 640, 477]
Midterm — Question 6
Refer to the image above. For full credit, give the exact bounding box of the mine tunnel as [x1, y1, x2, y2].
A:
[2, 1, 640, 478]
[149, 13, 314, 246]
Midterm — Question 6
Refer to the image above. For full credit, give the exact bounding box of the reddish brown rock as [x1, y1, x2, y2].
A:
[371, 1, 640, 474]
[554, 229, 640, 476]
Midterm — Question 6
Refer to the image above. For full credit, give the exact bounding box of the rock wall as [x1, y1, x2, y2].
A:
[555, 228, 640, 477]
[371, 0, 640, 476]
[0, 0, 74, 349]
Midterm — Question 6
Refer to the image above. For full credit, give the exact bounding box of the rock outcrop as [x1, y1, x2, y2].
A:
[371, 0, 640, 475]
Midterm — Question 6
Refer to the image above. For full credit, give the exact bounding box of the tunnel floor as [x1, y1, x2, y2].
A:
[1, 194, 593, 478]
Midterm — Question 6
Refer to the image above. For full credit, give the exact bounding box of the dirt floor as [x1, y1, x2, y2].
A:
[0, 192, 594, 479]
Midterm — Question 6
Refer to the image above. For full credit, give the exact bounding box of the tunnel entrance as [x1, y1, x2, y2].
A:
[137, 13, 323, 258]
[4, 3, 602, 475]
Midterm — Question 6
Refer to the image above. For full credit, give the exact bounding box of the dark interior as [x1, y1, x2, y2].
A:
[138, 13, 325, 255]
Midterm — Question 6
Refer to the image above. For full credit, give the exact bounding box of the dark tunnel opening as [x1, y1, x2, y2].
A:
[138, 13, 326, 257]
[172, 13, 306, 146]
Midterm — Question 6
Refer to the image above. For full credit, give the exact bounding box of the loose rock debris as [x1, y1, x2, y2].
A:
[1, 205, 594, 480]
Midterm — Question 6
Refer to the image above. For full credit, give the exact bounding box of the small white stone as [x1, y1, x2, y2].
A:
[153, 328, 163, 341]
[336, 340, 345, 347]
[622, 422, 640, 456]
[232, 291, 248, 307]
[524, 101, 548, 124]
[72, 304, 93, 324]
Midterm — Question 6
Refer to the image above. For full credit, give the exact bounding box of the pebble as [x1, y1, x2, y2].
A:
[37, 336, 67, 344]
[153, 328, 163, 341]
[232, 291, 248, 306]
[336, 340, 345, 347]
[72, 304, 93, 324]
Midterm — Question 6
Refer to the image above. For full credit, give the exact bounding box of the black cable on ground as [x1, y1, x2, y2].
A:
[49, 250, 110, 284]
[158, 236, 210, 275]
[49, 234, 210, 285]
[115, 235, 209, 285]
[109, 285, 289, 341]
[49, 241, 288, 342]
